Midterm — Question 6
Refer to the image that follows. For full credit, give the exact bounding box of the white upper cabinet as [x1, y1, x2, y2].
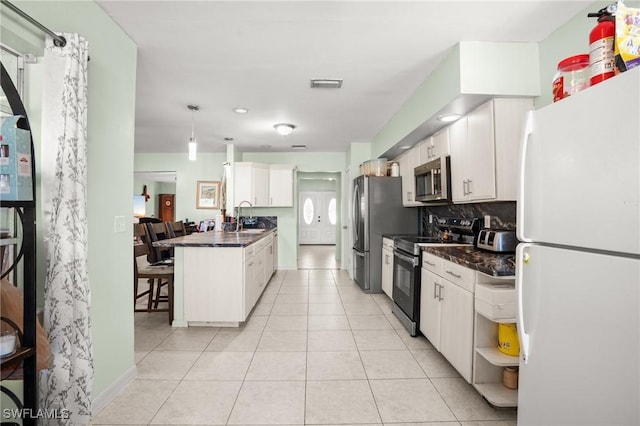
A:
[450, 98, 533, 203]
[234, 162, 295, 207]
[269, 164, 295, 207]
[420, 127, 450, 161]
[450, 116, 469, 203]
[395, 145, 422, 207]
[234, 162, 269, 207]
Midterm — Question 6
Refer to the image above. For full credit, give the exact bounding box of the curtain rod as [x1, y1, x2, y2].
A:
[1, 0, 66, 47]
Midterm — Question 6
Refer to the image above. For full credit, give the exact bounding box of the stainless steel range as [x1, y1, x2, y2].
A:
[392, 217, 479, 336]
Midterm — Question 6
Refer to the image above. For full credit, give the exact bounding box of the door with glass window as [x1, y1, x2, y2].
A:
[298, 191, 337, 244]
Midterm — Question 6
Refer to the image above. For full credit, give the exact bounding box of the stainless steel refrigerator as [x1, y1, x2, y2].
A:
[352, 175, 417, 293]
[516, 68, 639, 425]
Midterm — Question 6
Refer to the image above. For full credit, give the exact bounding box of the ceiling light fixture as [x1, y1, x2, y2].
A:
[274, 123, 295, 136]
[187, 105, 199, 161]
[233, 107, 248, 114]
[399, 145, 412, 150]
[310, 79, 343, 89]
[438, 113, 461, 122]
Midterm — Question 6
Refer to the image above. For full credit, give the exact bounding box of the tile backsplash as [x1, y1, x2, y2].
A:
[419, 201, 516, 236]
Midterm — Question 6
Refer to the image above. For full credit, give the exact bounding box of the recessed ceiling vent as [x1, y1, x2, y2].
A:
[292, 145, 307, 150]
[310, 79, 343, 89]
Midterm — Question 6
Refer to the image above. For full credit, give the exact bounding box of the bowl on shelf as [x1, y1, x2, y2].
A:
[0, 329, 17, 358]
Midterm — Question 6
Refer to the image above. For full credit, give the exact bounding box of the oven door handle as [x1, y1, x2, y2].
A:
[393, 249, 419, 267]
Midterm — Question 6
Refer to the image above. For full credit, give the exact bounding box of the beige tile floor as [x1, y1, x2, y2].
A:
[297, 245, 340, 270]
[93, 267, 517, 425]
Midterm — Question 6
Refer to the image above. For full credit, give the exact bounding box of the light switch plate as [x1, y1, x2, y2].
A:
[484, 215, 491, 229]
[114, 216, 126, 233]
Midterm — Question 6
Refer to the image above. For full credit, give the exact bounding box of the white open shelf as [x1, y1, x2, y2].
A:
[476, 346, 519, 367]
[474, 383, 518, 407]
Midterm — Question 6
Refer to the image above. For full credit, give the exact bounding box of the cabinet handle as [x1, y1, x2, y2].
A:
[463, 179, 469, 195]
[424, 260, 436, 267]
[407, 191, 413, 202]
[248, 262, 254, 267]
[385, 254, 389, 265]
[433, 281, 438, 299]
[467, 179, 472, 194]
[270, 197, 273, 206]
[438, 283, 444, 301]
[445, 270, 462, 279]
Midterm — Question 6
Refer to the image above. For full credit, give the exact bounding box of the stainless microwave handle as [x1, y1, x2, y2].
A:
[431, 170, 436, 196]
[393, 249, 419, 267]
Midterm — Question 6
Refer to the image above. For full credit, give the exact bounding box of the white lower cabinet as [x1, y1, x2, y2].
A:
[472, 276, 518, 407]
[420, 253, 475, 383]
[243, 247, 256, 317]
[439, 278, 474, 382]
[381, 237, 394, 298]
[265, 239, 274, 280]
[183, 231, 277, 324]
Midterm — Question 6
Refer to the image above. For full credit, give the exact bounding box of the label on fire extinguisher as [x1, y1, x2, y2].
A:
[590, 36, 615, 77]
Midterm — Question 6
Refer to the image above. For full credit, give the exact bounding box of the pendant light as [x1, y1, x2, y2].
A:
[188, 105, 199, 161]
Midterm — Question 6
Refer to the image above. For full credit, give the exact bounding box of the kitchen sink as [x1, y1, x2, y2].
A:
[229, 229, 267, 234]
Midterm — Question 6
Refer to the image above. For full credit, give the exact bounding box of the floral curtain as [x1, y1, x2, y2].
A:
[40, 33, 93, 424]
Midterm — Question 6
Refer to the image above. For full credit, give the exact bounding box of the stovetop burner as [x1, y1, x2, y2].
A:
[393, 217, 480, 256]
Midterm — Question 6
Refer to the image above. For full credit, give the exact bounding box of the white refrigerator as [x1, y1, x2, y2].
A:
[516, 67, 640, 425]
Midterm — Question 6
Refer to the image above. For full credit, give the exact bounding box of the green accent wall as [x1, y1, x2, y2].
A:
[6, 0, 138, 403]
[134, 153, 227, 224]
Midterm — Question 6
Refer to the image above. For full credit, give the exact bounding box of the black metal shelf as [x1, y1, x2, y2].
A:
[0, 347, 35, 368]
[1, 60, 38, 426]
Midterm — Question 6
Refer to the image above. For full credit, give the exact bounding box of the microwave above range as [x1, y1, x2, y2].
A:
[414, 156, 452, 203]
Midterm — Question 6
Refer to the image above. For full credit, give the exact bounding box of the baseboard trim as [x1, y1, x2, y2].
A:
[92, 365, 137, 415]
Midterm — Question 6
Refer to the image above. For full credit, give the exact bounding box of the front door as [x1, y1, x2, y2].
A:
[298, 191, 337, 244]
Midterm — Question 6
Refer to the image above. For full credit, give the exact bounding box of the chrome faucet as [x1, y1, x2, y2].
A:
[235, 200, 253, 232]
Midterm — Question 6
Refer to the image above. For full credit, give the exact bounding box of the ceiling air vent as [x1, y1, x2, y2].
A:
[310, 79, 343, 89]
[292, 145, 307, 150]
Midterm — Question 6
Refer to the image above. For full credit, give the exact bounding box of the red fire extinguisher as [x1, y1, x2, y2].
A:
[588, 4, 617, 86]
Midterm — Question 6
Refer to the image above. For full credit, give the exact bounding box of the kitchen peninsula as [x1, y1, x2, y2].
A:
[154, 228, 277, 327]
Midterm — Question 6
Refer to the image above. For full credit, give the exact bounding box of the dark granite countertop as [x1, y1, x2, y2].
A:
[381, 233, 420, 239]
[422, 245, 515, 277]
[153, 228, 276, 248]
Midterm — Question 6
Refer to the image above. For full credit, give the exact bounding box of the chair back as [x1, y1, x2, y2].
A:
[165, 221, 186, 238]
[144, 222, 171, 263]
[133, 224, 148, 282]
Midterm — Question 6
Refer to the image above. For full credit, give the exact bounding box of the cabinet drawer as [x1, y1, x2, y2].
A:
[382, 237, 394, 251]
[441, 259, 475, 292]
[475, 282, 516, 320]
[255, 241, 267, 252]
[421, 252, 442, 275]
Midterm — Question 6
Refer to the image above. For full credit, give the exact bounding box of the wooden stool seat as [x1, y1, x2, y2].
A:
[134, 224, 174, 324]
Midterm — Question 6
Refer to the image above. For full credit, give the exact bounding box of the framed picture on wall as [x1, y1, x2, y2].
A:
[196, 180, 220, 209]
